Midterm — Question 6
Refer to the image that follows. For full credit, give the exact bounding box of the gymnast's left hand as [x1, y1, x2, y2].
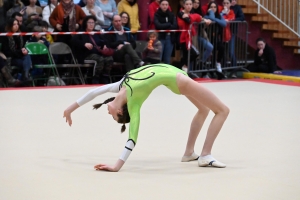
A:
[94, 164, 119, 172]
[63, 110, 72, 126]
[94, 159, 124, 172]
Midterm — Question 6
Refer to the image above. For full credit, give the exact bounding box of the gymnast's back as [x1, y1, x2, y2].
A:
[122, 64, 188, 102]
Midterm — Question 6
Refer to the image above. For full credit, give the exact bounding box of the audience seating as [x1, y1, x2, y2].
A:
[25, 42, 59, 86]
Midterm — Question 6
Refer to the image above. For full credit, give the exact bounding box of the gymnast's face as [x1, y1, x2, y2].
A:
[107, 102, 122, 121]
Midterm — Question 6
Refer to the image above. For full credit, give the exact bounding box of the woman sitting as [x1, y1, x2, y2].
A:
[71, 15, 113, 84]
[1, 18, 32, 81]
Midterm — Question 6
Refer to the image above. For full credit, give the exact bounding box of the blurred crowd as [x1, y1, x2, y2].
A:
[0, 0, 277, 87]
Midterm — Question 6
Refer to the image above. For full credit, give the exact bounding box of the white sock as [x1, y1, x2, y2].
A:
[201, 155, 212, 159]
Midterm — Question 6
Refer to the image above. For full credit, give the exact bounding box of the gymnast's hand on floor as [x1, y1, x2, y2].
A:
[94, 164, 119, 172]
[94, 160, 124, 172]
[63, 110, 72, 126]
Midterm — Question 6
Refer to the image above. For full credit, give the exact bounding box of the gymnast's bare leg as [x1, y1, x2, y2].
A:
[177, 73, 230, 167]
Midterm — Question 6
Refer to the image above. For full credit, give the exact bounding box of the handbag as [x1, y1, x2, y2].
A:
[89, 35, 115, 56]
[98, 47, 115, 56]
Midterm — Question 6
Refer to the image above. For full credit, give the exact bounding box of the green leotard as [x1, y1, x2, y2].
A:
[121, 64, 188, 143]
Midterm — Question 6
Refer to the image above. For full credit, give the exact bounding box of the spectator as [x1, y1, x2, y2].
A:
[202, 0, 222, 15]
[6, 0, 28, 21]
[11, 12, 27, 31]
[154, 0, 177, 64]
[21, 0, 40, 6]
[11, 12, 31, 42]
[191, 0, 213, 75]
[248, 38, 277, 73]
[177, 0, 203, 72]
[25, 12, 44, 31]
[95, 0, 117, 29]
[27, 28, 50, 79]
[120, 11, 130, 29]
[142, 31, 162, 64]
[221, 0, 235, 69]
[77, 0, 86, 7]
[42, 0, 60, 32]
[0, 54, 22, 87]
[105, 15, 144, 72]
[42, 21, 54, 43]
[28, 30, 50, 47]
[204, 1, 226, 79]
[1, 18, 32, 81]
[49, 0, 86, 44]
[25, 0, 42, 17]
[148, 0, 171, 29]
[82, 0, 104, 30]
[72, 15, 113, 83]
[221, 0, 235, 42]
[229, 0, 244, 67]
[117, 0, 139, 39]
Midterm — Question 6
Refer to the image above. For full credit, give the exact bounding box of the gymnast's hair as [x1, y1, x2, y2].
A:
[93, 97, 130, 133]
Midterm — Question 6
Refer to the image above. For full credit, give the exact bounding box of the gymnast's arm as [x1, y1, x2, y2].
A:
[94, 104, 141, 172]
[63, 78, 124, 126]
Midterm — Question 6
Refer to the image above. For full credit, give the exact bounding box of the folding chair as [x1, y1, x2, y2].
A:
[49, 42, 85, 85]
[25, 42, 59, 86]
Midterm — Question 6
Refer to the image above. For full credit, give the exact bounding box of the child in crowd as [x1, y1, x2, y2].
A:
[40, 20, 54, 44]
[142, 31, 162, 64]
[28, 22, 51, 80]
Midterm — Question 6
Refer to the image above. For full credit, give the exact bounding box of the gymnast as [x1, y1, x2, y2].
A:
[63, 64, 229, 172]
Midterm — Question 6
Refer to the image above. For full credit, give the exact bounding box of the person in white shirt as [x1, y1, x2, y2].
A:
[82, 0, 104, 30]
[42, 0, 59, 31]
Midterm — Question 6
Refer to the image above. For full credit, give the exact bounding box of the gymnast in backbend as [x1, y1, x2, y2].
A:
[63, 64, 229, 172]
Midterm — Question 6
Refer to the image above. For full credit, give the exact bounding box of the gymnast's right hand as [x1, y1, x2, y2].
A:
[63, 110, 72, 126]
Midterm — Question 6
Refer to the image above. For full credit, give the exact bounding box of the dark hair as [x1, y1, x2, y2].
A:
[183, 0, 193, 4]
[119, 11, 131, 29]
[93, 97, 130, 133]
[82, 15, 97, 31]
[47, 0, 60, 13]
[159, 0, 169, 4]
[207, 2, 221, 19]
[191, 0, 202, 16]
[256, 37, 265, 44]
[11, 12, 23, 19]
[5, 18, 19, 32]
[147, 31, 158, 38]
[40, 20, 49, 28]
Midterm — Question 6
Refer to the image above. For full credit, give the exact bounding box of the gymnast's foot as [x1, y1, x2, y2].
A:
[181, 152, 199, 162]
[198, 155, 226, 168]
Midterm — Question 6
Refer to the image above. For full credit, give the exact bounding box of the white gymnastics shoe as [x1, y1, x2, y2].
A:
[198, 155, 226, 168]
[181, 152, 199, 162]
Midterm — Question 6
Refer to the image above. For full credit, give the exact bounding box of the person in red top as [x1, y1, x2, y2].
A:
[177, 0, 210, 72]
[148, 0, 171, 29]
[202, 0, 223, 15]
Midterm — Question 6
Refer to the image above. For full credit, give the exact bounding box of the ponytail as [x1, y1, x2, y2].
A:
[121, 124, 126, 133]
[93, 97, 115, 110]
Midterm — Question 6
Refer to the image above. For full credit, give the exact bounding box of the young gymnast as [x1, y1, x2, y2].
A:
[63, 64, 229, 172]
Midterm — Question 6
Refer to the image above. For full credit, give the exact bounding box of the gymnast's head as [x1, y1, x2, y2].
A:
[93, 97, 130, 133]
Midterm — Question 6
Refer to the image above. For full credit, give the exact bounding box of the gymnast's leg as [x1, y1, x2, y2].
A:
[177, 73, 230, 167]
[181, 96, 209, 162]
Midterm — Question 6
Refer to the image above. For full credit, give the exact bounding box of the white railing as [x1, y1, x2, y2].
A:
[253, 0, 300, 37]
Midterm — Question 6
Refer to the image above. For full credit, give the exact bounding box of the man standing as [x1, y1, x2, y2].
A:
[105, 15, 144, 72]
